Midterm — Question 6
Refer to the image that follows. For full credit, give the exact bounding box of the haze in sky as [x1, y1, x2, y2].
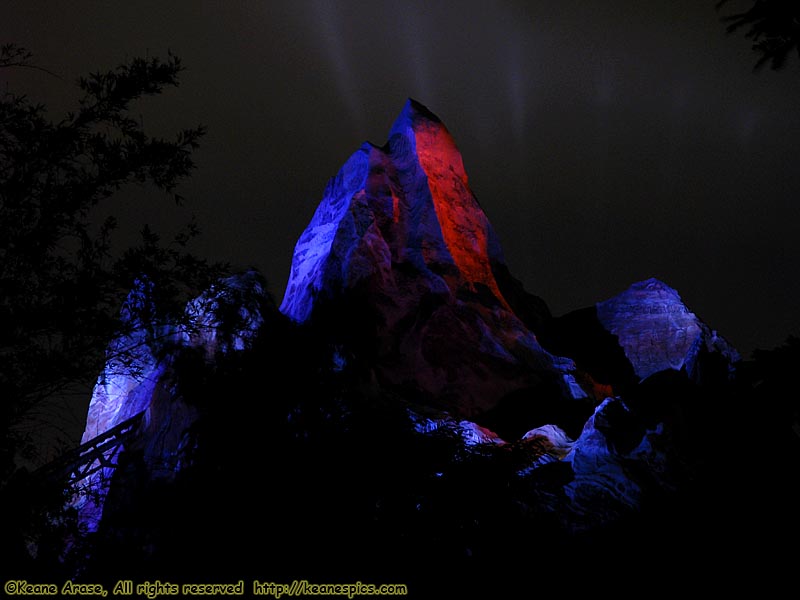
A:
[5, 0, 800, 357]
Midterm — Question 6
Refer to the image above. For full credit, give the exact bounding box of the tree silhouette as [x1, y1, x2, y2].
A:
[718, 0, 800, 69]
[0, 44, 224, 481]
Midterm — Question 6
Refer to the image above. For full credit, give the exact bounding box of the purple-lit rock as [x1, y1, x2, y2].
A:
[596, 278, 739, 381]
[80, 277, 161, 443]
[82, 271, 267, 443]
[410, 410, 507, 446]
[73, 271, 270, 531]
[565, 396, 676, 525]
[565, 398, 643, 520]
[281, 98, 585, 416]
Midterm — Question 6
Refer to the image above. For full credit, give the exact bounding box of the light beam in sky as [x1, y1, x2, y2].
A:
[396, 3, 435, 105]
[505, 28, 530, 145]
[304, 0, 365, 130]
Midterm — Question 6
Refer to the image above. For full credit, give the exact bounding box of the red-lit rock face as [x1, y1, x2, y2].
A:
[280, 99, 583, 416]
[396, 103, 507, 306]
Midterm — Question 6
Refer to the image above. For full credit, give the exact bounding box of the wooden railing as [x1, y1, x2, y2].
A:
[34, 411, 145, 485]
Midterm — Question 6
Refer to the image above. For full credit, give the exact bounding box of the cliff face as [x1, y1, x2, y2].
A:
[72, 272, 271, 531]
[595, 278, 740, 381]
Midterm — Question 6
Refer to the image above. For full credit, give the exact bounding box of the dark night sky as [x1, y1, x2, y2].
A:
[6, 0, 800, 358]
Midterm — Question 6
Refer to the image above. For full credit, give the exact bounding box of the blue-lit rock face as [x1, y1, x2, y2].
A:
[565, 398, 643, 520]
[281, 98, 585, 417]
[73, 271, 270, 532]
[538, 278, 740, 393]
[409, 410, 507, 446]
[596, 278, 740, 382]
[565, 396, 677, 527]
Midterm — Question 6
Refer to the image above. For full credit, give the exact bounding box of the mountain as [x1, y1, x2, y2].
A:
[280, 98, 586, 419]
[52, 99, 771, 585]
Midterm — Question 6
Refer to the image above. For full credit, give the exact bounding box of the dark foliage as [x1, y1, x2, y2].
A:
[718, 0, 800, 69]
[10, 290, 799, 593]
[52, 316, 789, 593]
[750, 335, 800, 452]
[0, 45, 224, 479]
[0, 45, 226, 583]
[69, 318, 568, 591]
[537, 306, 637, 391]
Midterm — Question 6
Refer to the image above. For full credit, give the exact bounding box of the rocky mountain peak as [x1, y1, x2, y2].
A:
[279, 98, 510, 324]
[596, 278, 739, 381]
[278, 99, 580, 417]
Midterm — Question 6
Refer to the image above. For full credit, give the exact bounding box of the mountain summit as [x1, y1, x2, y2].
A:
[280, 99, 584, 417]
[281, 98, 510, 321]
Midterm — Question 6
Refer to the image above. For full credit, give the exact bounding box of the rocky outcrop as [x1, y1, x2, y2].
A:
[564, 394, 682, 528]
[514, 424, 575, 475]
[540, 278, 739, 391]
[596, 278, 739, 381]
[73, 271, 271, 531]
[522, 424, 574, 457]
[565, 398, 643, 522]
[410, 410, 507, 446]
